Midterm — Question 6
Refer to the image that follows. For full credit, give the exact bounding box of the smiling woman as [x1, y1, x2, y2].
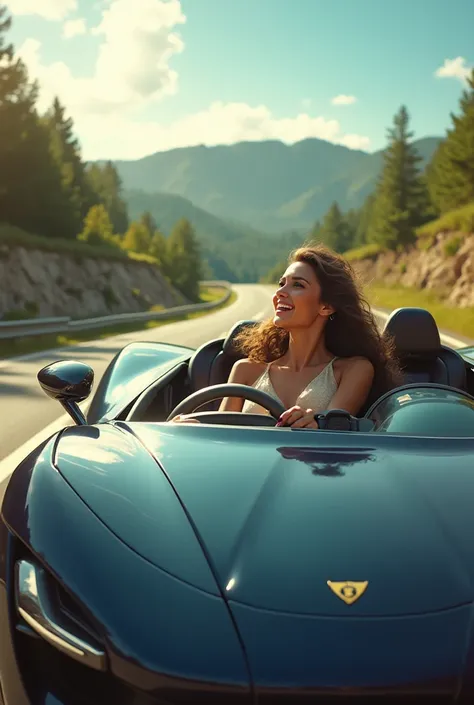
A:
[214, 243, 403, 427]
[172, 243, 403, 427]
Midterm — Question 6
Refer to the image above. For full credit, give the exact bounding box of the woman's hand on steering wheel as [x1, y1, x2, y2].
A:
[171, 415, 201, 424]
[277, 405, 319, 429]
[170, 403, 321, 428]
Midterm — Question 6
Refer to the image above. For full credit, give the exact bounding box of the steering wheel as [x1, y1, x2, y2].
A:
[166, 383, 286, 426]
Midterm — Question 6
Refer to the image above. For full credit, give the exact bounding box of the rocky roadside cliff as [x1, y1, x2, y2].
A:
[0, 245, 186, 320]
[353, 232, 474, 308]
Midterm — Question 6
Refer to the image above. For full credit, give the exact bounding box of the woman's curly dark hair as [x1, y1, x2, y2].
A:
[234, 243, 403, 407]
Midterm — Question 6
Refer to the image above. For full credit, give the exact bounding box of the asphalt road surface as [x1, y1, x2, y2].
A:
[0, 284, 274, 464]
[0, 282, 472, 695]
[0, 283, 472, 494]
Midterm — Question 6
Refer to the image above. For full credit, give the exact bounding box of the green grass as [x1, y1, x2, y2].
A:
[416, 202, 474, 244]
[443, 234, 463, 257]
[344, 243, 383, 262]
[366, 283, 474, 340]
[341, 206, 474, 340]
[197, 286, 228, 303]
[0, 223, 159, 266]
[0, 285, 237, 360]
[344, 204, 474, 261]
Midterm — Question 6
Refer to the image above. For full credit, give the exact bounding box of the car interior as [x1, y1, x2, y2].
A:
[119, 307, 474, 430]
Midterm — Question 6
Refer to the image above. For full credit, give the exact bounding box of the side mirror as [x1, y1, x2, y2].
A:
[38, 361, 94, 426]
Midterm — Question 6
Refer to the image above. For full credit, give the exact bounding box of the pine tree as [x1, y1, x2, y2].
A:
[427, 70, 474, 214]
[317, 202, 351, 252]
[368, 106, 429, 249]
[149, 229, 169, 271]
[0, 6, 26, 204]
[122, 220, 152, 253]
[167, 218, 203, 301]
[103, 161, 129, 234]
[354, 192, 376, 245]
[308, 219, 322, 242]
[140, 211, 157, 235]
[0, 6, 41, 225]
[0, 6, 70, 238]
[343, 208, 360, 249]
[78, 204, 115, 247]
[43, 97, 92, 237]
[132, 211, 171, 271]
[86, 161, 129, 234]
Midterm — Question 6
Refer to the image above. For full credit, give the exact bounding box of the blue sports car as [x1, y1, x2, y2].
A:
[1, 306, 474, 704]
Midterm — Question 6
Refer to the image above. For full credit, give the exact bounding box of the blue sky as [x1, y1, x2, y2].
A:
[6, 0, 474, 160]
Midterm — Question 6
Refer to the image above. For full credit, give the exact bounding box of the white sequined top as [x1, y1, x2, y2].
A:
[242, 358, 339, 415]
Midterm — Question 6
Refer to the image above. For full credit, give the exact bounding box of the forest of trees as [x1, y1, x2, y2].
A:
[1, 2, 473, 292]
[303, 74, 474, 256]
[0, 6, 203, 302]
[263, 72, 474, 282]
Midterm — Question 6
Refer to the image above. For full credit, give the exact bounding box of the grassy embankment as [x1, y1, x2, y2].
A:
[0, 226, 236, 359]
[344, 204, 474, 341]
[366, 285, 474, 340]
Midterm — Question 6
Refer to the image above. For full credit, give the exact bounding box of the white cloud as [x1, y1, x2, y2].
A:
[13, 0, 369, 160]
[339, 133, 369, 150]
[435, 57, 472, 83]
[91, 0, 185, 103]
[331, 94, 357, 106]
[71, 102, 371, 161]
[17, 0, 186, 114]
[63, 18, 87, 38]
[6, 0, 76, 20]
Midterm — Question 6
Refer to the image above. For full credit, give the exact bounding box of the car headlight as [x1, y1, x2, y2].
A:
[15, 559, 106, 672]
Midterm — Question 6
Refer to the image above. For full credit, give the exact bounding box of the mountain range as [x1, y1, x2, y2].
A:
[110, 135, 442, 280]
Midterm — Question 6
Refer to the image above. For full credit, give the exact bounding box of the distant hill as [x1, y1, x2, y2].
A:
[125, 189, 302, 282]
[125, 189, 268, 244]
[114, 136, 442, 233]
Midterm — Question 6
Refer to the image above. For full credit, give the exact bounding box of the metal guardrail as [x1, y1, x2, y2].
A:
[0, 282, 232, 340]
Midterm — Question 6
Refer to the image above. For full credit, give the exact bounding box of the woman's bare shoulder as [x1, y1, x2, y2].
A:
[229, 358, 267, 385]
[336, 356, 374, 376]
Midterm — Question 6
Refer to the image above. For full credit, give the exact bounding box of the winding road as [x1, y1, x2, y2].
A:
[0, 283, 471, 494]
[0, 284, 274, 467]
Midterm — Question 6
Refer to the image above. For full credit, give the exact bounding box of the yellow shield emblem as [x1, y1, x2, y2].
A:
[327, 580, 368, 605]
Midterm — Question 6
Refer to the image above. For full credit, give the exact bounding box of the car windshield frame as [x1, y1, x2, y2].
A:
[365, 382, 474, 438]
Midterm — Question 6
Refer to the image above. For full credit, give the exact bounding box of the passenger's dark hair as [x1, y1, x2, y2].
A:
[234, 243, 403, 406]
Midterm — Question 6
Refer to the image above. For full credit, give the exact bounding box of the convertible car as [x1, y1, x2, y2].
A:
[1, 306, 474, 705]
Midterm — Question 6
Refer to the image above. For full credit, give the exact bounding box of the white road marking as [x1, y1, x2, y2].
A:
[0, 401, 91, 484]
[0, 284, 270, 486]
[0, 348, 66, 371]
[0, 328, 142, 371]
[1, 296, 469, 490]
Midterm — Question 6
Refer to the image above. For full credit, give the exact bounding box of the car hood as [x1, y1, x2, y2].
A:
[129, 423, 474, 618]
[53, 423, 221, 596]
[55, 422, 474, 618]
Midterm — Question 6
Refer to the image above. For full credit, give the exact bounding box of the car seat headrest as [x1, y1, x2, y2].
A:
[383, 307, 441, 358]
[222, 320, 260, 356]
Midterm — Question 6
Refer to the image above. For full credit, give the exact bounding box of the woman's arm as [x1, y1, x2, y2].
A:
[172, 358, 260, 423]
[326, 357, 374, 415]
[278, 357, 375, 428]
[218, 359, 256, 411]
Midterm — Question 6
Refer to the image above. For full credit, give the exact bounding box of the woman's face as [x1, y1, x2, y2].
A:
[272, 260, 333, 330]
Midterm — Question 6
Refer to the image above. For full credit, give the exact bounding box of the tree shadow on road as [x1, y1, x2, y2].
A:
[0, 379, 42, 397]
[0, 345, 123, 368]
